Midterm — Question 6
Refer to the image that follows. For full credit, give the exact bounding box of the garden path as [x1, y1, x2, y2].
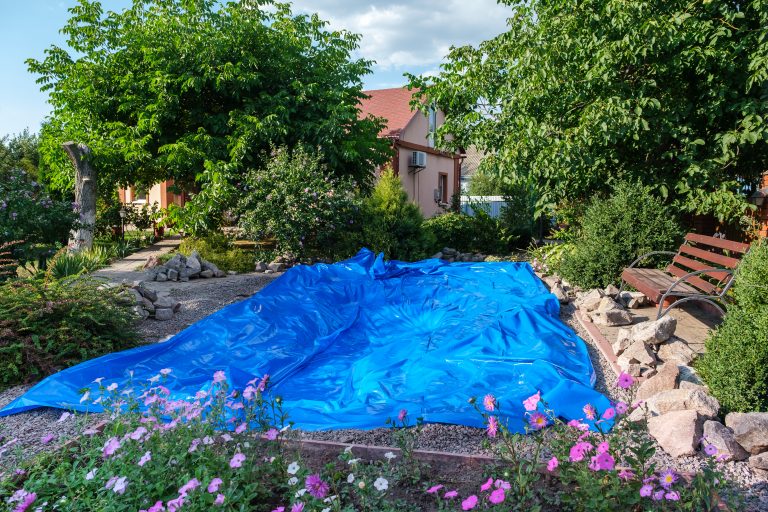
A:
[92, 235, 183, 283]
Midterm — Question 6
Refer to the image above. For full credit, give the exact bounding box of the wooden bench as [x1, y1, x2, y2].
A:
[617, 233, 751, 319]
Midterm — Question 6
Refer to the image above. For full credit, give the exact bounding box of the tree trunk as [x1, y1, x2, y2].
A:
[62, 141, 97, 251]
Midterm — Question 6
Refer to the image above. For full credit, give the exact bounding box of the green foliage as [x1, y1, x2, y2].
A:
[698, 240, 768, 412]
[409, 0, 768, 222]
[44, 247, 111, 280]
[0, 130, 40, 179]
[423, 211, 503, 255]
[178, 235, 261, 274]
[467, 170, 504, 196]
[32, 0, 390, 232]
[0, 168, 79, 263]
[238, 146, 362, 259]
[0, 276, 138, 389]
[559, 182, 684, 289]
[361, 169, 434, 261]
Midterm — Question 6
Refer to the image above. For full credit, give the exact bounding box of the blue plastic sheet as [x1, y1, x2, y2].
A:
[1, 249, 612, 431]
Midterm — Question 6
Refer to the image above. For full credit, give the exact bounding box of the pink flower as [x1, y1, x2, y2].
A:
[653, 489, 665, 501]
[167, 495, 186, 512]
[229, 453, 246, 468]
[488, 488, 505, 504]
[130, 426, 148, 440]
[522, 391, 540, 411]
[40, 434, 54, 445]
[480, 478, 493, 491]
[138, 451, 152, 466]
[461, 495, 478, 510]
[398, 409, 407, 422]
[235, 423, 247, 434]
[179, 478, 200, 495]
[483, 394, 496, 412]
[426, 484, 443, 494]
[487, 416, 498, 438]
[290, 504, 304, 512]
[665, 491, 680, 501]
[243, 386, 257, 400]
[208, 477, 223, 493]
[617, 372, 634, 389]
[257, 374, 270, 392]
[495, 479, 510, 490]
[618, 469, 635, 481]
[272, 508, 285, 512]
[528, 411, 548, 430]
[141, 500, 165, 512]
[615, 401, 628, 415]
[113, 476, 128, 495]
[602, 407, 615, 420]
[265, 428, 279, 440]
[546, 457, 558, 472]
[160, 368, 172, 375]
[704, 443, 718, 456]
[582, 404, 596, 420]
[597, 441, 610, 454]
[305, 474, 329, 499]
[639, 484, 653, 497]
[659, 469, 678, 489]
[569, 442, 593, 462]
[444, 490, 458, 499]
[592, 452, 615, 471]
[567, 419, 589, 431]
[213, 371, 226, 383]
[13, 492, 36, 512]
[102, 437, 121, 458]
[214, 494, 225, 505]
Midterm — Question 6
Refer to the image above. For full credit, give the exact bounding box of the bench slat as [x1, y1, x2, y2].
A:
[679, 244, 741, 268]
[671, 255, 733, 283]
[666, 264, 718, 294]
[685, 233, 751, 254]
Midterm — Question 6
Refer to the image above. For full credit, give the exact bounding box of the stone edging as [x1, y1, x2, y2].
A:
[574, 309, 640, 381]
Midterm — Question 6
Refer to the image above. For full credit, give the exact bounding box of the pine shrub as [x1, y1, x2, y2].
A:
[697, 240, 768, 412]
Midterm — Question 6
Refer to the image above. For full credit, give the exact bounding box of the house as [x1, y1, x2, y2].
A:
[119, 87, 461, 217]
[459, 146, 485, 193]
[358, 87, 462, 217]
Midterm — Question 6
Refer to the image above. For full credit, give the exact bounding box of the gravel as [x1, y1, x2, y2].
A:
[2, 271, 765, 509]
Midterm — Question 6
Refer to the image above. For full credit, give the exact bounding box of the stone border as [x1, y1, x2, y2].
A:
[575, 309, 623, 379]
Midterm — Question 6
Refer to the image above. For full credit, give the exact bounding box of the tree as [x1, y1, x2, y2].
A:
[0, 130, 40, 179]
[31, 0, 390, 232]
[409, 0, 768, 222]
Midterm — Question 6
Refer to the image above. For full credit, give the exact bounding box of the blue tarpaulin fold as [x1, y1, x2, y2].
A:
[1, 249, 611, 431]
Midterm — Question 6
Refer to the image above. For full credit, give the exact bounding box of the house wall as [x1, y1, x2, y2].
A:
[118, 181, 185, 209]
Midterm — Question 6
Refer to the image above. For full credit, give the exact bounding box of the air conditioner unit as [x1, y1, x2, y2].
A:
[411, 151, 427, 168]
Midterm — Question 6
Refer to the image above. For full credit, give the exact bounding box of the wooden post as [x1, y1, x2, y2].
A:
[62, 142, 97, 251]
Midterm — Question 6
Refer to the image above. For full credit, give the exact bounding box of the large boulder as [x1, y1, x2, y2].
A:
[165, 253, 186, 272]
[552, 283, 570, 304]
[618, 340, 657, 368]
[619, 291, 647, 309]
[575, 289, 604, 312]
[630, 316, 677, 345]
[186, 251, 203, 275]
[749, 452, 768, 471]
[703, 420, 749, 461]
[254, 261, 268, 273]
[646, 388, 720, 419]
[648, 410, 703, 457]
[154, 308, 173, 321]
[612, 328, 632, 356]
[725, 412, 768, 455]
[591, 307, 633, 327]
[677, 365, 705, 386]
[603, 284, 621, 297]
[636, 364, 679, 401]
[657, 338, 696, 365]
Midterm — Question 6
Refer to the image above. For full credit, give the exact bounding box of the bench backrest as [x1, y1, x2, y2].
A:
[666, 233, 751, 295]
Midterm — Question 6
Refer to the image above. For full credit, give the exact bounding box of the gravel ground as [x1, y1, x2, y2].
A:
[1, 272, 766, 509]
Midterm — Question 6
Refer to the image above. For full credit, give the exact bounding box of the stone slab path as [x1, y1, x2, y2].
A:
[92, 235, 183, 283]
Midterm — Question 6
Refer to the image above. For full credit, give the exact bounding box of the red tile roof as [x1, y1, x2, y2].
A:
[359, 87, 420, 139]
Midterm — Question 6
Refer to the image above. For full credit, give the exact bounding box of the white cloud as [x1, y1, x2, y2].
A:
[290, 1, 511, 72]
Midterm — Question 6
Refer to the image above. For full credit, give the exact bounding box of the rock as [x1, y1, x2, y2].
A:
[618, 340, 657, 367]
[647, 410, 703, 457]
[543, 275, 562, 288]
[156, 272, 168, 282]
[173, 301, 181, 313]
[442, 247, 457, 256]
[136, 286, 158, 303]
[186, 251, 203, 274]
[641, 367, 657, 379]
[431, 252, 444, 259]
[227, 270, 237, 275]
[725, 412, 768, 455]
[200, 260, 220, 274]
[214, 270, 226, 278]
[749, 452, 768, 471]
[678, 381, 707, 392]
[254, 261, 268, 273]
[165, 254, 186, 272]
[626, 363, 643, 377]
[199, 269, 214, 279]
[630, 316, 677, 345]
[703, 420, 750, 461]
[575, 289, 604, 312]
[603, 284, 620, 296]
[268, 262, 287, 272]
[591, 308, 633, 326]
[153, 296, 177, 309]
[646, 388, 720, 419]
[552, 283, 570, 304]
[657, 338, 696, 365]
[619, 291, 647, 309]
[168, 268, 179, 281]
[677, 365, 704, 386]
[154, 308, 173, 321]
[612, 328, 632, 356]
[179, 267, 197, 280]
[636, 364, 680, 401]
[143, 255, 161, 269]
[628, 405, 648, 422]
[264, 269, 275, 274]
[141, 298, 155, 313]
[127, 288, 143, 305]
[133, 305, 149, 321]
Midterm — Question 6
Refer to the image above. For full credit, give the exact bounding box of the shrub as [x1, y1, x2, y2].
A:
[238, 147, 362, 259]
[697, 240, 768, 412]
[423, 210, 502, 255]
[361, 168, 434, 261]
[0, 168, 79, 263]
[44, 247, 111, 280]
[0, 276, 139, 389]
[178, 235, 262, 274]
[558, 182, 684, 289]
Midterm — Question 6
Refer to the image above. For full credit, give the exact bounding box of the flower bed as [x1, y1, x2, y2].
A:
[2, 371, 737, 511]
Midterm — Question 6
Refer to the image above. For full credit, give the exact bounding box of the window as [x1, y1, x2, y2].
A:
[438, 173, 448, 204]
[428, 105, 437, 148]
[133, 186, 148, 204]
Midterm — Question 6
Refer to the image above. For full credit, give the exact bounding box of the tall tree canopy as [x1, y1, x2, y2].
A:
[32, 0, 389, 231]
[410, 0, 768, 221]
[0, 130, 40, 179]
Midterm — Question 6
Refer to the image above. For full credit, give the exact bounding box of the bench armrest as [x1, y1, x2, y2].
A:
[626, 251, 677, 270]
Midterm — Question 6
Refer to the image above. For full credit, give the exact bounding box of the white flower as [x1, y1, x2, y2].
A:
[358, 481, 365, 489]
[287, 462, 300, 475]
[148, 375, 160, 383]
[79, 391, 90, 404]
[57, 412, 71, 423]
[288, 477, 298, 486]
[295, 488, 307, 498]
[160, 368, 172, 375]
[280, 425, 291, 433]
[374, 477, 389, 491]
[221, 434, 233, 442]
[324, 496, 338, 503]
[347, 458, 360, 465]
[203, 436, 214, 445]
[113, 476, 128, 494]
[107, 383, 118, 392]
[384, 451, 396, 460]
[92, 377, 104, 384]
[344, 446, 353, 454]
[347, 473, 355, 483]
[85, 468, 97, 480]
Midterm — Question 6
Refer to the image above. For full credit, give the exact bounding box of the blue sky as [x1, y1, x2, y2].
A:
[0, 0, 510, 136]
